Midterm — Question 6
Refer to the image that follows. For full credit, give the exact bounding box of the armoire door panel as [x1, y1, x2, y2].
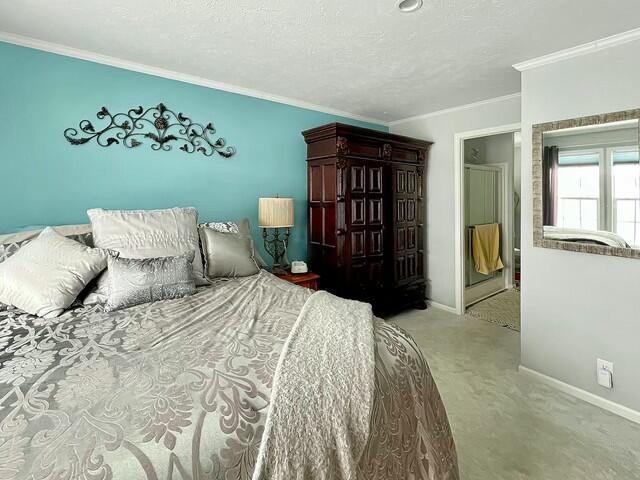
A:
[396, 170, 406, 193]
[351, 165, 365, 192]
[368, 166, 383, 193]
[369, 230, 383, 255]
[397, 227, 406, 251]
[407, 171, 416, 194]
[368, 260, 384, 288]
[310, 206, 323, 244]
[323, 164, 336, 201]
[406, 199, 416, 222]
[351, 231, 365, 257]
[406, 253, 417, 278]
[369, 198, 383, 225]
[396, 200, 406, 223]
[310, 165, 323, 202]
[396, 256, 406, 281]
[407, 226, 416, 249]
[351, 199, 365, 225]
[324, 206, 336, 246]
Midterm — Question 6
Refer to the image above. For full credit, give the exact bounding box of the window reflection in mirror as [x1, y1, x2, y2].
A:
[542, 119, 640, 249]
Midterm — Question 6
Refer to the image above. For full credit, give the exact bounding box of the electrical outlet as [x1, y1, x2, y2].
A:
[597, 358, 614, 389]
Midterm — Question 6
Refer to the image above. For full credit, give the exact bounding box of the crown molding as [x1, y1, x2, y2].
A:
[0, 31, 389, 127]
[389, 92, 521, 126]
[513, 27, 640, 72]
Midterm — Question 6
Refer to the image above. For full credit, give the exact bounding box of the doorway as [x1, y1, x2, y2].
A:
[454, 123, 521, 316]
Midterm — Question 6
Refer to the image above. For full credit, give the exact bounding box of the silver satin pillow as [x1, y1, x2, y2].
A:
[0, 228, 109, 318]
[105, 253, 196, 312]
[200, 218, 267, 268]
[199, 228, 260, 278]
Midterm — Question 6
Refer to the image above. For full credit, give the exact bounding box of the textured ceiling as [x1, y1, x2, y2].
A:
[1, 0, 639, 122]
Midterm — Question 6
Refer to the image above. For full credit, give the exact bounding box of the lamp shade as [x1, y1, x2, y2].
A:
[258, 197, 294, 228]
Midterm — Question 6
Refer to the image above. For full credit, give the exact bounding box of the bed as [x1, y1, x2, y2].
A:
[543, 226, 630, 248]
[0, 222, 458, 480]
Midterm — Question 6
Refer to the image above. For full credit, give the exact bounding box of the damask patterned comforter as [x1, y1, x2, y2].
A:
[0, 271, 458, 480]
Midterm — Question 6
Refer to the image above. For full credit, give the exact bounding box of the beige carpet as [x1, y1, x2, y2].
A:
[389, 308, 640, 480]
[466, 289, 520, 331]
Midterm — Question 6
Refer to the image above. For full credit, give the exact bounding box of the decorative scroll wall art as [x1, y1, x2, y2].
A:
[64, 103, 236, 157]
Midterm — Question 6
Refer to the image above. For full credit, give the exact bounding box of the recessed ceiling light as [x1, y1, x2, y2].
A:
[397, 0, 423, 12]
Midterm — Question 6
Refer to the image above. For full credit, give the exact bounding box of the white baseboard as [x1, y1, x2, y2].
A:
[519, 365, 640, 425]
[427, 300, 459, 315]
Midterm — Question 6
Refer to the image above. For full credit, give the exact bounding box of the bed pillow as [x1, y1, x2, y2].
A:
[200, 218, 267, 267]
[85, 207, 207, 305]
[0, 228, 109, 317]
[105, 253, 196, 312]
[0, 224, 93, 265]
[199, 227, 260, 278]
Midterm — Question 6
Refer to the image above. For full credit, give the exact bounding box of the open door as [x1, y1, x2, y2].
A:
[464, 163, 507, 306]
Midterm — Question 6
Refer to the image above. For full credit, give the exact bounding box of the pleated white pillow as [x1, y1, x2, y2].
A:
[0, 227, 109, 318]
[84, 207, 207, 305]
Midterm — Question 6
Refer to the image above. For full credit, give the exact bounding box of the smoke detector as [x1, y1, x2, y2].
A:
[397, 0, 423, 12]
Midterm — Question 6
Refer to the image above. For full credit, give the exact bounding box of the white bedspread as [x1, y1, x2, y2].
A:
[544, 226, 630, 248]
[252, 291, 375, 480]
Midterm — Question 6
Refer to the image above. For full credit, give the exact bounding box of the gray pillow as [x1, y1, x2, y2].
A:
[105, 253, 196, 312]
[0, 228, 109, 317]
[199, 228, 260, 278]
[200, 218, 267, 267]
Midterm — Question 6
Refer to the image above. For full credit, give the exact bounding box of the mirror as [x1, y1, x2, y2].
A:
[533, 109, 640, 259]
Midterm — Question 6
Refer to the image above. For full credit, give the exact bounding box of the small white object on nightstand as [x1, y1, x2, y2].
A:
[291, 261, 308, 274]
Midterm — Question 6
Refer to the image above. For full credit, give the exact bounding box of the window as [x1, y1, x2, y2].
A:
[557, 151, 601, 230]
[555, 147, 640, 246]
[611, 147, 640, 247]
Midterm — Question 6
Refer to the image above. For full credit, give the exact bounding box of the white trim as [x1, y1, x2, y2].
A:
[513, 27, 640, 72]
[0, 31, 388, 126]
[389, 93, 521, 126]
[426, 300, 459, 315]
[519, 365, 640, 425]
[454, 123, 521, 315]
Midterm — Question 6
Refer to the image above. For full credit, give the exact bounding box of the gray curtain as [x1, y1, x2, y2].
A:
[543, 146, 559, 226]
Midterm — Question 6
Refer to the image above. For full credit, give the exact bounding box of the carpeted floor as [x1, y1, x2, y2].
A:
[389, 308, 640, 480]
[466, 288, 521, 331]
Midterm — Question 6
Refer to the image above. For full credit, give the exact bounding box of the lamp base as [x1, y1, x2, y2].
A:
[262, 227, 291, 275]
[271, 265, 288, 276]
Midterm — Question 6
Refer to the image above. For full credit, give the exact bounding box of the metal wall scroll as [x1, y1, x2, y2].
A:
[64, 103, 236, 157]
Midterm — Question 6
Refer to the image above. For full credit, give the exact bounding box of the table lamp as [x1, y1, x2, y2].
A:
[258, 197, 294, 274]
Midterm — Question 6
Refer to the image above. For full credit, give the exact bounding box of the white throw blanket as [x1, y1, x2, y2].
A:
[543, 225, 629, 248]
[252, 291, 375, 480]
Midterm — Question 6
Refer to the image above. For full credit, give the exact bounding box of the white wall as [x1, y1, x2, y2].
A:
[391, 96, 521, 308]
[521, 39, 640, 412]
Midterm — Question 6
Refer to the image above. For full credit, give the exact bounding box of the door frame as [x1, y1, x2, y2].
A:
[453, 123, 521, 315]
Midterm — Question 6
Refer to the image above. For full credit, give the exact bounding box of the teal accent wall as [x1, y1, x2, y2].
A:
[0, 42, 386, 260]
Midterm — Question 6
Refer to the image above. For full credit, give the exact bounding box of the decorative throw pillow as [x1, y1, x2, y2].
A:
[105, 253, 196, 312]
[0, 228, 109, 317]
[200, 218, 267, 267]
[199, 227, 260, 278]
[0, 224, 93, 265]
[85, 207, 207, 305]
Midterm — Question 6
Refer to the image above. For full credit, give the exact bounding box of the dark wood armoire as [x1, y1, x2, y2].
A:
[302, 123, 432, 314]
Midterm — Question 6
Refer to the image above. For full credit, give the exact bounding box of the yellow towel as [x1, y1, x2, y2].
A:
[472, 223, 504, 275]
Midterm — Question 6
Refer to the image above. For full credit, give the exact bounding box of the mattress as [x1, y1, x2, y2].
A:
[0, 271, 457, 479]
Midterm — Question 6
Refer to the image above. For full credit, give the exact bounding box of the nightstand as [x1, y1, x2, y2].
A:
[276, 271, 320, 290]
